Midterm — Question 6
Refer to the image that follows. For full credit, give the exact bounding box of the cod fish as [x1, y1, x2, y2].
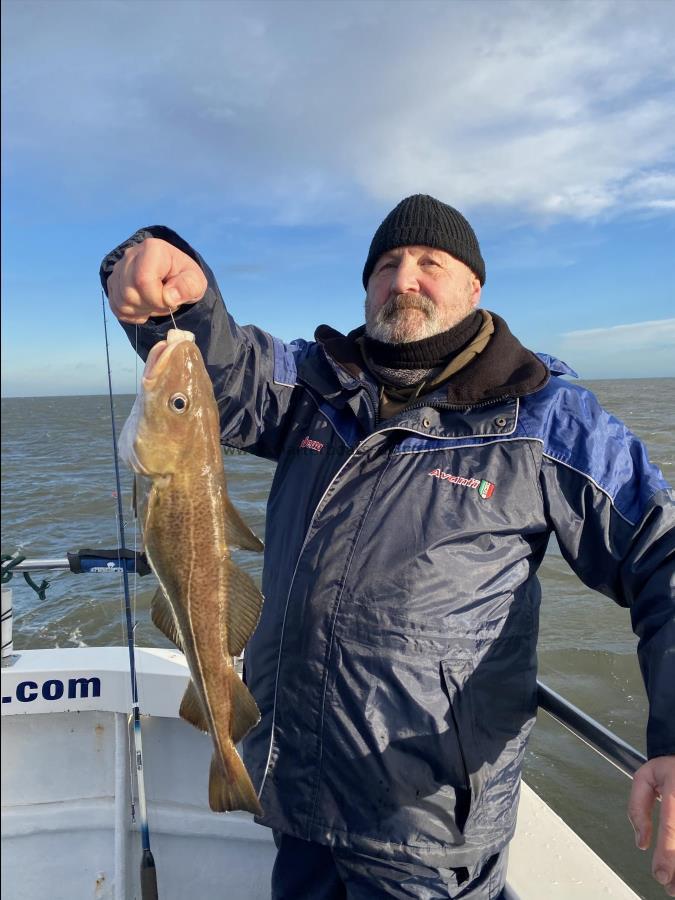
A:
[119, 328, 264, 816]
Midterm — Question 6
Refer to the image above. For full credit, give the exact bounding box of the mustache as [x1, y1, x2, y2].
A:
[379, 292, 435, 320]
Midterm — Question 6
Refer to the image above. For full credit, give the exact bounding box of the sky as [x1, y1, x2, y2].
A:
[1, 0, 674, 397]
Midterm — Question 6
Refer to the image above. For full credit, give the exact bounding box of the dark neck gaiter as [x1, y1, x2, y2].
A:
[362, 310, 483, 386]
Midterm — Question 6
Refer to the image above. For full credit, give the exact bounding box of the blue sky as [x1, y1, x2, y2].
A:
[2, 0, 674, 397]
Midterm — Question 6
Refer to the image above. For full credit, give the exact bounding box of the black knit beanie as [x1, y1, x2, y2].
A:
[362, 194, 486, 288]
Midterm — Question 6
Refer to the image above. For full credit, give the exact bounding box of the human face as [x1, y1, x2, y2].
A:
[365, 246, 481, 343]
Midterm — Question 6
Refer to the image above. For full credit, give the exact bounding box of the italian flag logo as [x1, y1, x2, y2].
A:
[428, 469, 496, 500]
[478, 479, 495, 500]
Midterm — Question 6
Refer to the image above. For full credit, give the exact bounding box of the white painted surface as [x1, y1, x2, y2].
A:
[2, 648, 274, 900]
[0, 645, 188, 717]
[511, 782, 639, 899]
[1, 648, 640, 899]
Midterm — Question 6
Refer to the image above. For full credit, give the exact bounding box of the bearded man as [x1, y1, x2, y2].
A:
[102, 195, 675, 899]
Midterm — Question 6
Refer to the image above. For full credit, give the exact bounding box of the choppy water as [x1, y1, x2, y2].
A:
[2, 379, 673, 898]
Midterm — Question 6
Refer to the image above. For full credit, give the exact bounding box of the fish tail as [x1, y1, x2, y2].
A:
[209, 746, 263, 816]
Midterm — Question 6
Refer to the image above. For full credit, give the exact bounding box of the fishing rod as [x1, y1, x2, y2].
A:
[101, 292, 159, 900]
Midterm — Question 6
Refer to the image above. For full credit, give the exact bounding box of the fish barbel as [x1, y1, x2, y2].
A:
[119, 328, 264, 815]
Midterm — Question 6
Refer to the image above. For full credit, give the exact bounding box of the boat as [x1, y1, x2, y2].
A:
[1, 555, 645, 899]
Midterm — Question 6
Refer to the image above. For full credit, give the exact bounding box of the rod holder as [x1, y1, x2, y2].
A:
[1, 586, 14, 667]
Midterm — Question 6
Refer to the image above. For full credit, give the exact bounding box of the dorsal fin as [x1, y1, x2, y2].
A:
[228, 668, 261, 744]
[222, 559, 264, 657]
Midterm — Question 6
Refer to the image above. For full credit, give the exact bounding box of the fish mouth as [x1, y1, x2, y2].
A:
[120, 440, 151, 477]
[143, 329, 195, 387]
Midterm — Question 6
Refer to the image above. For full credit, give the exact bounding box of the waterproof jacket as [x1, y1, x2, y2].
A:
[102, 227, 675, 867]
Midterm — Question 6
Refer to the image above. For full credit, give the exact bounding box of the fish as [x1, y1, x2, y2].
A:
[119, 328, 264, 816]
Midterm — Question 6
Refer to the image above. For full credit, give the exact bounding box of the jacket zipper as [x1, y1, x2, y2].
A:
[393, 393, 514, 415]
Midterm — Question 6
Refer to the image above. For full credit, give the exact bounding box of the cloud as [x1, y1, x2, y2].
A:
[556, 319, 675, 378]
[2, 0, 675, 226]
[562, 319, 675, 350]
[644, 200, 675, 210]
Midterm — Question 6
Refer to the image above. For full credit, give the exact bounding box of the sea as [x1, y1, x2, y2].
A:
[2, 378, 673, 899]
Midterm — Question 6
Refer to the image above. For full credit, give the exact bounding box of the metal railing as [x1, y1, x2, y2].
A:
[537, 680, 646, 777]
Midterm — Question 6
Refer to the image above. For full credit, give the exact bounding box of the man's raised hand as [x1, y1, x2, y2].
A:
[107, 238, 207, 324]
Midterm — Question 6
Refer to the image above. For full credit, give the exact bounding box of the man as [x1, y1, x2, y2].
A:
[102, 195, 675, 899]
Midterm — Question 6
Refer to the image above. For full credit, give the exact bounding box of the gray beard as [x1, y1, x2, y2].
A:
[365, 293, 445, 343]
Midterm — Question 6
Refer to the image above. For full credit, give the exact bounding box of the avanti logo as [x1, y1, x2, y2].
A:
[429, 469, 495, 499]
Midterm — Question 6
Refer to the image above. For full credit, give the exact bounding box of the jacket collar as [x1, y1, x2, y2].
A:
[313, 311, 551, 408]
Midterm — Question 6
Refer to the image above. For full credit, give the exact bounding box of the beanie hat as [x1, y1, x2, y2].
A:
[362, 194, 486, 288]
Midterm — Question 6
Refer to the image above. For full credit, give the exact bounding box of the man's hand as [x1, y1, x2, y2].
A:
[107, 238, 208, 324]
[628, 755, 675, 896]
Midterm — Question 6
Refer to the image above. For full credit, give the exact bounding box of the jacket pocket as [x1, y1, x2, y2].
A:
[440, 659, 485, 829]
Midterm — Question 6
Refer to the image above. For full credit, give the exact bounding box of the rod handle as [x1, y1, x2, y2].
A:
[67, 549, 151, 576]
[140, 849, 159, 900]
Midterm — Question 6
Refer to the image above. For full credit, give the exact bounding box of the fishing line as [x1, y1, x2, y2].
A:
[101, 291, 159, 900]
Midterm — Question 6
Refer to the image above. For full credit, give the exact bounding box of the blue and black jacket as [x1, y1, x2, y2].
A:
[102, 227, 675, 867]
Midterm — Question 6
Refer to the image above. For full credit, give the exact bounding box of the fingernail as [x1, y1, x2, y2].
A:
[165, 288, 180, 303]
[655, 869, 669, 885]
[632, 827, 642, 849]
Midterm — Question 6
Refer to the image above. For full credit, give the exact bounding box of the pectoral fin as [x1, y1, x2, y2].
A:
[224, 498, 264, 552]
[150, 587, 184, 652]
[223, 560, 264, 657]
[133, 474, 151, 530]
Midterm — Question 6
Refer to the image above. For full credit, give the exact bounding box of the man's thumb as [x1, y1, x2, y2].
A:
[162, 267, 207, 308]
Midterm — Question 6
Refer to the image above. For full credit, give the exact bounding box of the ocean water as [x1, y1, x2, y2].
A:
[2, 378, 673, 898]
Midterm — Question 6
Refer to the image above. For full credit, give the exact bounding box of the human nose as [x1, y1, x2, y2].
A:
[389, 257, 421, 295]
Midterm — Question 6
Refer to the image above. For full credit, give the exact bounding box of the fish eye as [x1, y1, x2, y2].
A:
[169, 393, 189, 414]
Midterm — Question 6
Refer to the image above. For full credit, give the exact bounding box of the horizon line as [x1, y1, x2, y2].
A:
[3, 374, 675, 401]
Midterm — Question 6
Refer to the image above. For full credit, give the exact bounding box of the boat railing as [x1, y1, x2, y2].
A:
[2, 553, 648, 777]
[536, 680, 646, 777]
